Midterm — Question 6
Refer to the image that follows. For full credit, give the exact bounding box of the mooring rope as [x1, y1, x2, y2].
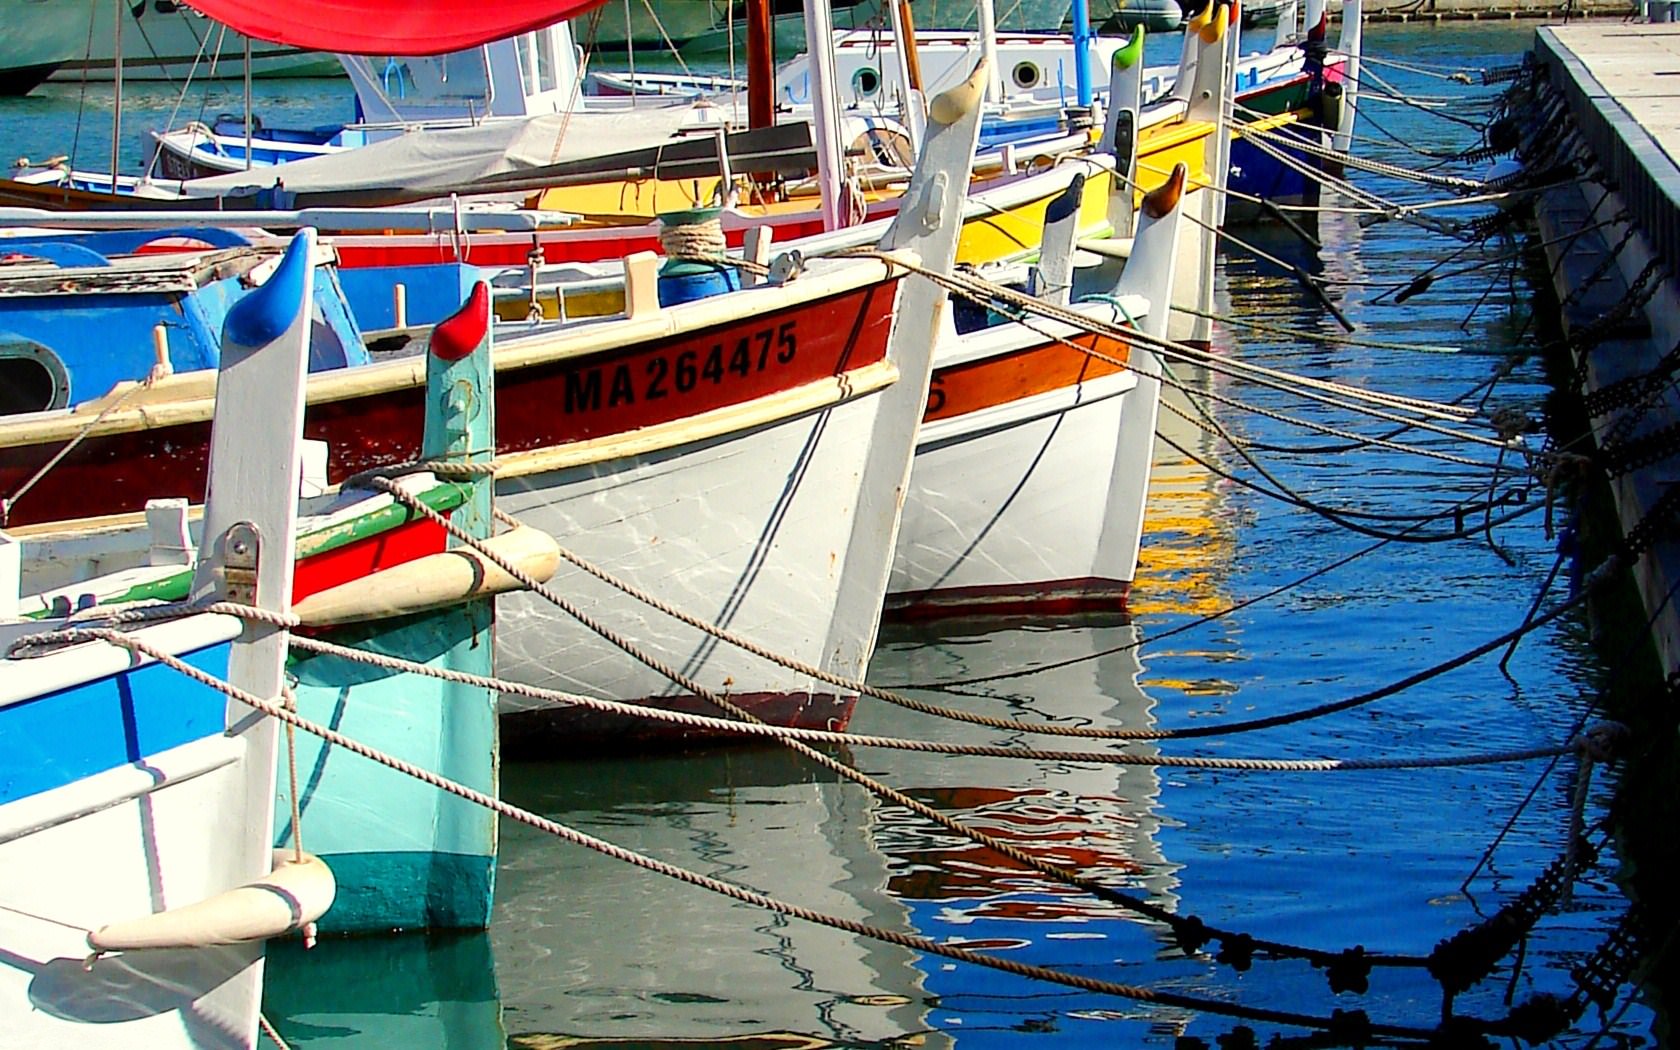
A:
[258, 1014, 293, 1050]
[19, 604, 1622, 1016]
[1231, 109, 1489, 193]
[1153, 405, 1549, 539]
[12, 623, 1448, 1038]
[368, 470, 1606, 751]
[975, 295, 1510, 474]
[280, 634, 1596, 772]
[849, 250, 1535, 457]
[1359, 51, 1488, 82]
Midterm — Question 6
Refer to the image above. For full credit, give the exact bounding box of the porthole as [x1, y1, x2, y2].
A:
[1011, 61, 1041, 90]
[851, 66, 881, 98]
[0, 337, 70, 416]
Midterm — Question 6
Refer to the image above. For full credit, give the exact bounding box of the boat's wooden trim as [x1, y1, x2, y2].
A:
[495, 358, 899, 478]
[923, 330, 1134, 426]
[0, 252, 914, 448]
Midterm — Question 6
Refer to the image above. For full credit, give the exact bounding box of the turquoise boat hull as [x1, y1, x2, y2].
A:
[280, 602, 499, 934]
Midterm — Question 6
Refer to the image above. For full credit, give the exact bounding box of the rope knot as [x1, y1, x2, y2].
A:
[1572, 721, 1627, 763]
[1322, 945, 1372, 995]
[1215, 932, 1256, 971]
[1172, 915, 1213, 955]
[1488, 406, 1533, 442]
[1489, 992, 1575, 1044]
[1326, 1009, 1373, 1045]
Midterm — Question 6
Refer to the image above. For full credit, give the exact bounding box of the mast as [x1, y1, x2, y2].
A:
[801, 0, 845, 229]
[977, 0, 1002, 103]
[890, 0, 925, 153]
[244, 38, 254, 171]
[747, 0, 774, 129]
[111, 0, 123, 192]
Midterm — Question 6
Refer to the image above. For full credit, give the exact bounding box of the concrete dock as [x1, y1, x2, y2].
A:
[1529, 23, 1680, 676]
[1526, 24, 1680, 1024]
[1364, 0, 1632, 22]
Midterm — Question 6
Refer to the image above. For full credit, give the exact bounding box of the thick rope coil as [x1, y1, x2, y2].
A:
[657, 215, 727, 261]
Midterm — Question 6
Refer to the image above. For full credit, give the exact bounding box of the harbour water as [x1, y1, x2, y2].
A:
[3, 20, 1663, 1047]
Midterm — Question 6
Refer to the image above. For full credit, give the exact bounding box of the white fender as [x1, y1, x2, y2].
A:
[88, 851, 336, 953]
[294, 525, 561, 626]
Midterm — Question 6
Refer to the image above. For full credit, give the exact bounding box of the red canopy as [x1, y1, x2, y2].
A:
[182, 0, 606, 56]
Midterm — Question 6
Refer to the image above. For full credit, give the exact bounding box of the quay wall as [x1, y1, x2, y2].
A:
[1527, 24, 1680, 679]
[1325, 0, 1636, 22]
[1524, 24, 1680, 1033]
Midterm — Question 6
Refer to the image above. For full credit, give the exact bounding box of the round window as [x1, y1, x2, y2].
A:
[0, 337, 69, 416]
[852, 67, 881, 98]
[1011, 61, 1041, 90]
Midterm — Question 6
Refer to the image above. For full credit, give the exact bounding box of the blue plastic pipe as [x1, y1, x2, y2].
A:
[1072, 0, 1093, 106]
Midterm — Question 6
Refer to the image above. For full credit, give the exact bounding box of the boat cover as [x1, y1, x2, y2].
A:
[177, 109, 712, 200]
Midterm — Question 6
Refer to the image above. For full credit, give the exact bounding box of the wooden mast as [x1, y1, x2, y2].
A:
[746, 0, 774, 130]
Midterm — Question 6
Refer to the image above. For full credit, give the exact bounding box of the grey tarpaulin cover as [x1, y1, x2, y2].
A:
[178, 108, 716, 199]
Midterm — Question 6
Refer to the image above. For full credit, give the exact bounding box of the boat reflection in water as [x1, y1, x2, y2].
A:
[263, 932, 505, 1048]
[861, 614, 1188, 1041]
[490, 746, 941, 1048]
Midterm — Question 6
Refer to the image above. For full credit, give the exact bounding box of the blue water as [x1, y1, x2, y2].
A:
[3, 20, 1661, 1048]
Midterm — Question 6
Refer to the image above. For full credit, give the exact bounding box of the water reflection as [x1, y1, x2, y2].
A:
[490, 746, 939, 1048]
[861, 616, 1190, 1040]
[265, 932, 503, 1048]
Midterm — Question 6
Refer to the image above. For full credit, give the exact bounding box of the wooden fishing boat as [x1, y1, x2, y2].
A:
[890, 164, 1187, 618]
[249, 6, 1237, 290]
[145, 22, 704, 181]
[0, 227, 368, 417]
[0, 225, 322, 1048]
[9, 242, 537, 932]
[0, 64, 988, 753]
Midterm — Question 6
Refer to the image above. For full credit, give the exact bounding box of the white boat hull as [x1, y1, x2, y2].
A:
[0, 737, 265, 1050]
[891, 360, 1145, 616]
[493, 389, 893, 748]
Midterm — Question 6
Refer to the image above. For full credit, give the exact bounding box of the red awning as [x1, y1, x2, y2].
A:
[181, 0, 606, 56]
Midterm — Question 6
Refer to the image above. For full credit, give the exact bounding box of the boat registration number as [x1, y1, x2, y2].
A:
[564, 322, 798, 414]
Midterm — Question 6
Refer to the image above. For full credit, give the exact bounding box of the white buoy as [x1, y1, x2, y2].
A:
[88, 851, 336, 953]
